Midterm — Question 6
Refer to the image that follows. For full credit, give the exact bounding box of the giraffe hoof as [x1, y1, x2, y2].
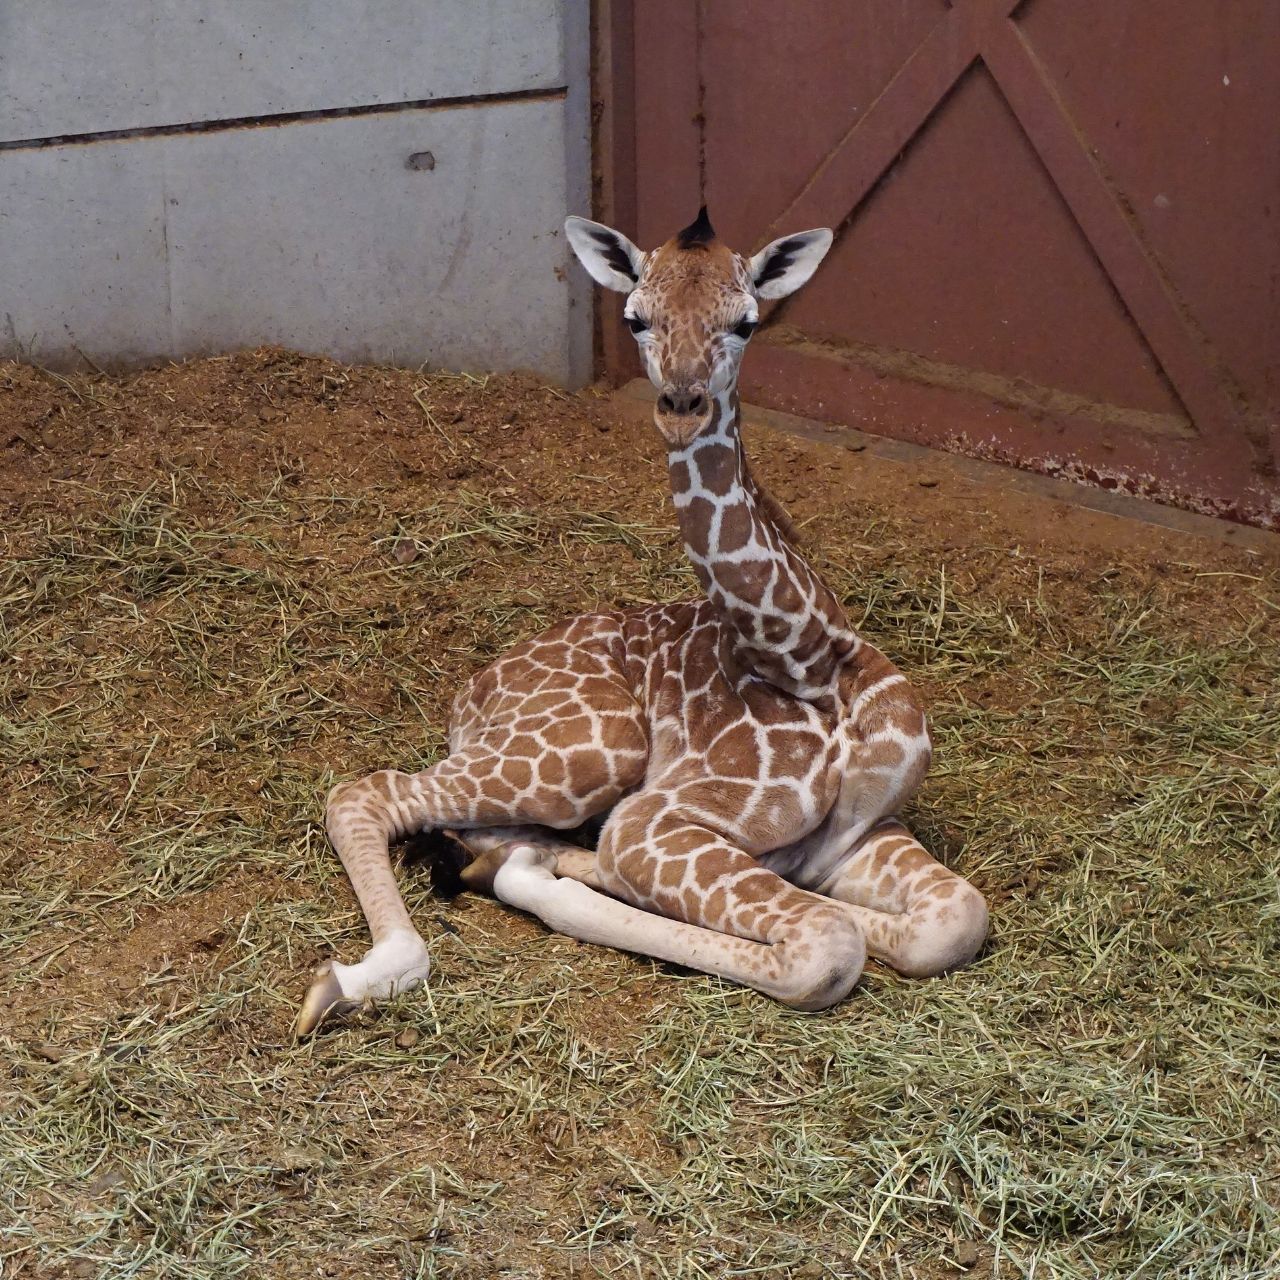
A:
[294, 961, 363, 1037]
[457, 840, 553, 894]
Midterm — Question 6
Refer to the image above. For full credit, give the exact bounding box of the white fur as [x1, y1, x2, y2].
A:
[330, 928, 431, 1001]
[564, 217, 645, 292]
[749, 229, 834, 300]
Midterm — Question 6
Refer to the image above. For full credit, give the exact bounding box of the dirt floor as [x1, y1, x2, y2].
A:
[2, 350, 1278, 1280]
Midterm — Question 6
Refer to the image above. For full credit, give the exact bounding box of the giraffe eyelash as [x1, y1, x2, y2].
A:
[626, 315, 650, 334]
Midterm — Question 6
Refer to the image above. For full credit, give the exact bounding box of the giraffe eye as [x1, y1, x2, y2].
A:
[732, 319, 758, 340]
[626, 315, 649, 334]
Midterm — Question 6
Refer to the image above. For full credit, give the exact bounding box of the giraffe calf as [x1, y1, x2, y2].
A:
[296, 208, 988, 1035]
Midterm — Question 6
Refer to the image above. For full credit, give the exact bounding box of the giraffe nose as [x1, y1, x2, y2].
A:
[658, 384, 709, 417]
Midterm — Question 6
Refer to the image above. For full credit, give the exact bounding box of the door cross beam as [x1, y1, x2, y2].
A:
[756, 0, 1246, 450]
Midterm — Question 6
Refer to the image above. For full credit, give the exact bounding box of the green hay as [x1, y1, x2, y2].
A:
[1, 369, 1278, 1279]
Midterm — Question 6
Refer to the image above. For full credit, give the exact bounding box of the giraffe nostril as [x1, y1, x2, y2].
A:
[659, 386, 708, 417]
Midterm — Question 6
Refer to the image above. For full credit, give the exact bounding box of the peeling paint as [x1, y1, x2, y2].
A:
[946, 433, 1280, 531]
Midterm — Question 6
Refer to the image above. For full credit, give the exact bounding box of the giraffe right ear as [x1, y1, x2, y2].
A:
[749, 229, 834, 300]
[564, 217, 645, 292]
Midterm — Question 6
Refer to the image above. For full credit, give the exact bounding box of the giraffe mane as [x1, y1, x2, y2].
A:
[741, 456, 803, 548]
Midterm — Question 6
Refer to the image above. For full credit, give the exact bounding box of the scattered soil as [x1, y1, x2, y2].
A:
[2, 350, 1278, 1279]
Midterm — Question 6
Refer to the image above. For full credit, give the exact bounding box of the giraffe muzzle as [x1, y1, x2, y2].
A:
[654, 383, 713, 446]
[657, 386, 708, 417]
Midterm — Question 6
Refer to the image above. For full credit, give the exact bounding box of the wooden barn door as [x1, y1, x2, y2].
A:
[597, 0, 1280, 528]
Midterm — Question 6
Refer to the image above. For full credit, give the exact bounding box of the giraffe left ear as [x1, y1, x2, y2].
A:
[749, 229, 834, 300]
[565, 217, 645, 292]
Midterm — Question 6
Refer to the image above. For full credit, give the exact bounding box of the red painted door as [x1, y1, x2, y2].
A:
[601, 0, 1280, 528]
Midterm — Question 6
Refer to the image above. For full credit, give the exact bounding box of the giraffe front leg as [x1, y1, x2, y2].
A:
[447, 826, 606, 893]
[818, 821, 988, 977]
[485, 791, 867, 1009]
[601, 794, 869, 1008]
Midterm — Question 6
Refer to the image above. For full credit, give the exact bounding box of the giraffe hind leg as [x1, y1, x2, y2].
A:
[298, 724, 643, 1035]
[297, 621, 647, 1034]
[297, 825, 613, 1029]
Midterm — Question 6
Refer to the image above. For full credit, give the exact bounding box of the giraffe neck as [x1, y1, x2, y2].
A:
[668, 391, 859, 703]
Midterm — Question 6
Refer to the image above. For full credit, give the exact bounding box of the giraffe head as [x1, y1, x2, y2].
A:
[566, 208, 833, 447]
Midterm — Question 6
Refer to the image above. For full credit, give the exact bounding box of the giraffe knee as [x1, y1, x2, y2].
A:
[326, 778, 360, 812]
[778, 913, 866, 1012]
[325, 770, 400, 828]
[897, 885, 989, 978]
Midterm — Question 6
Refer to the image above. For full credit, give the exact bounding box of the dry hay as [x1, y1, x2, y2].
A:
[1, 350, 1278, 1279]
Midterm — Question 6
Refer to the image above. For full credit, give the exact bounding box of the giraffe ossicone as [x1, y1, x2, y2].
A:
[295, 208, 988, 1036]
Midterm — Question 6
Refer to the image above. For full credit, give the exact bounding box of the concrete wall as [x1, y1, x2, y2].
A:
[0, 2, 592, 384]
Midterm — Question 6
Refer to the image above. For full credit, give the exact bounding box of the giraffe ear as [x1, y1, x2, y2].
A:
[749, 229, 834, 300]
[565, 217, 645, 292]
